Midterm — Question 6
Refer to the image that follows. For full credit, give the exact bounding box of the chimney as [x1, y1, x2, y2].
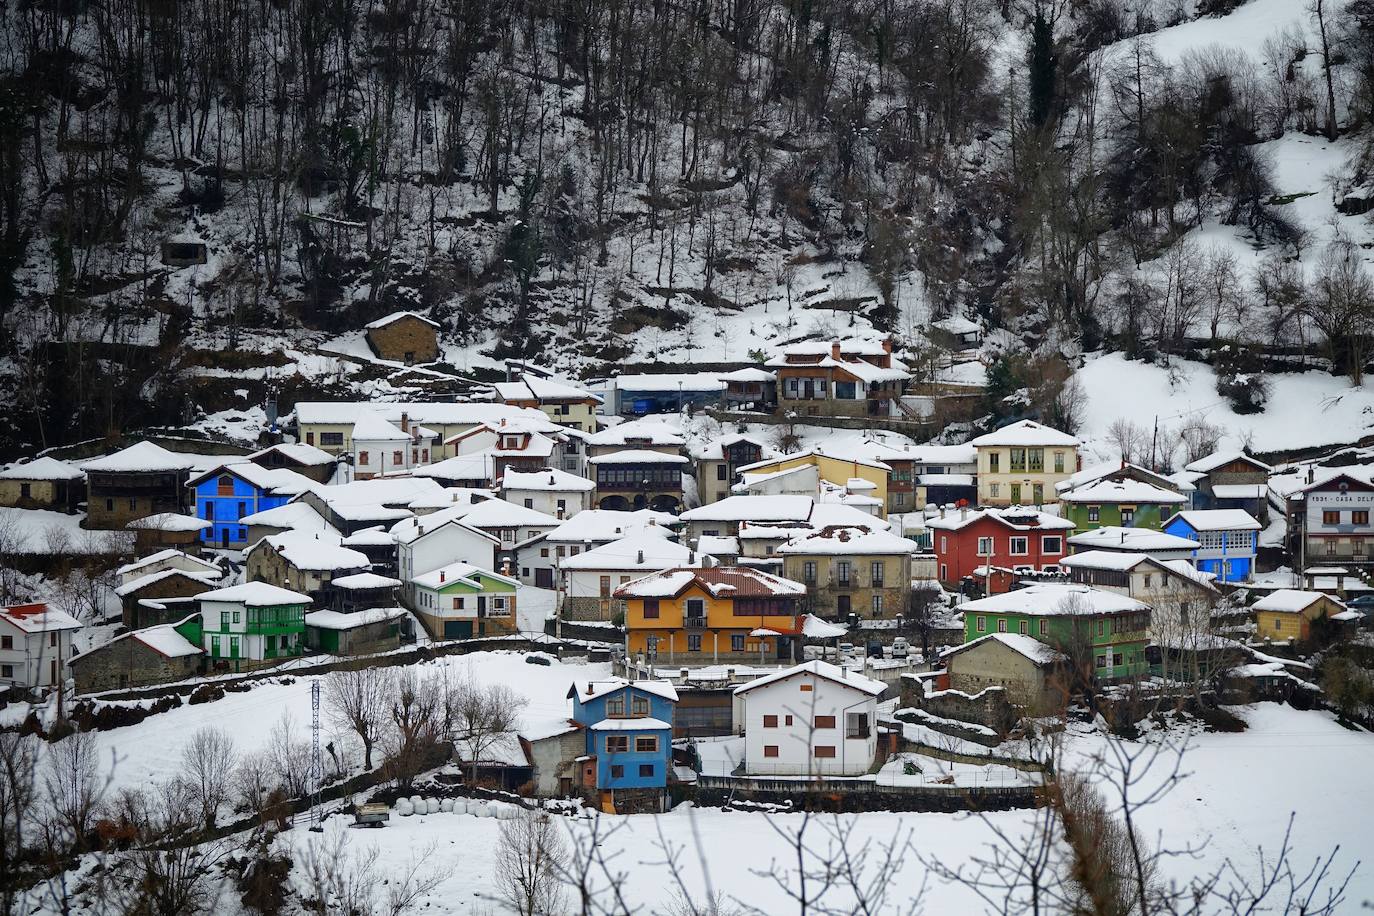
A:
[689, 550, 696, 564]
[939, 505, 946, 518]
[439, 569, 445, 583]
[960, 506, 967, 520]
[401, 412, 410, 433]
[637, 550, 644, 564]
[881, 338, 893, 354]
[831, 341, 842, 360]
[1307, 468, 1314, 484]
[587, 682, 594, 696]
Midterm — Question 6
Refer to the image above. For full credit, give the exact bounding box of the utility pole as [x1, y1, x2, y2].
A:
[309, 679, 324, 832]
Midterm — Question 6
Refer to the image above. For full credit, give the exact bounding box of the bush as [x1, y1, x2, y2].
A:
[1214, 345, 1269, 414]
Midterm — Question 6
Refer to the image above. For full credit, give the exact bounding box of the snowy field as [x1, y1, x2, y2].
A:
[0, 507, 132, 555]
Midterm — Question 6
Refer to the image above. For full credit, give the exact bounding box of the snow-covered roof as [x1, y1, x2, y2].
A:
[545, 509, 677, 543]
[1055, 461, 1177, 495]
[560, 534, 700, 571]
[718, 367, 776, 383]
[734, 659, 885, 696]
[970, 420, 1080, 448]
[735, 447, 891, 474]
[254, 532, 371, 572]
[389, 510, 500, 547]
[776, 525, 919, 556]
[778, 338, 893, 358]
[588, 717, 673, 731]
[587, 420, 685, 447]
[330, 572, 402, 590]
[1166, 509, 1261, 532]
[615, 566, 806, 599]
[0, 603, 83, 633]
[586, 449, 689, 465]
[197, 582, 312, 606]
[114, 567, 222, 597]
[931, 316, 981, 336]
[458, 498, 561, 530]
[126, 513, 212, 532]
[1252, 589, 1344, 614]
[942, 632, 1066, 666]
[1066, 526, 1200, 551]
[310, 477, 446, 511]
[611, 373, 727, 393]
[690, 434, 781, 462]
[247, 442, 336, 467]
[132, 621, 202, 658]
[1059, 550, 1157, 573]
[493, 376, 603, 404]
[957, 583, 1148, 617]
[918, 473, 975, 486]
[680, 495, 814, 523]
[241, 501, 334, 534]
[0, 456, 84, 481]
[569, 677, 679, 704]
[186, 461, 318, 496]
[1185, 450, 1271, 474]
[305, 606, 410, 629]
[294, 401, 542, 428]
[412, 453, 496, 482]
[696, 535, 740, 556]
[1059, 479, 1187, 505]
[501, 468, 596, 492]
[802, 614, 847, 638]
[363, 310, 440, 330]
[352, 411, 414, 442]
[926, 507, 1074, 533]
[1210, 484, 1266, 499]
[116, 549, 220, 578]
[340, 526, 396, 547]
[82, 441, 198, 473]
[411, 561, 517, 591]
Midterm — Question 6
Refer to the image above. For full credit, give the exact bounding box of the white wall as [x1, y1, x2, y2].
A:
[0, 622, 71, 690]
[399, 524, 499, 603]
[739, 673, 877, 777]
[501, 487, 592, 519]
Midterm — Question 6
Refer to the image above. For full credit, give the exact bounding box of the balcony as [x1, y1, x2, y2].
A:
[684, 616, 707, 629]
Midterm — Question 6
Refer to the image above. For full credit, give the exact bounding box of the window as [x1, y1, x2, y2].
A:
[687, 634, 702, 652]
[1322, 510, 1340, 524]
[814, 746, 836, 759]
[1143, 574, 1153, 588]
[871, 595, 883, 617]
[321, 432, 344, 447]
[990, 482, 1000, 497]
[988, 452, 1000, 472]
[815, 715, 836, 729]
[600, 576, 612, 597]
[976, 615, 986, 632]
[643, 599, 659, 619]
[217, 474, 235, 495]
[1087, 505, 1100, 522]
[635, 736, 658, 752]
[0, 635, 8, 650]
[632, 696, 649, 716]
[846, 712, 870, 739]
[232, 611, 240, 624]
[1, 664, 11, 678]
[685, 598, 706, 623]
[763, 714, 778, 728]
[639, 764, 655, 777]
[129, 498, 137, 510]
[607, 697, 625, 716]
[895, 492, 906, 506]
[390, 450, 402, 466]
[731, 635, 745, 651]
[1054, 452, 1065, 473]
[803, 561, 816, 584]
[1039, 620, 1047, 635]
[1042, 536, 1062, 554]
[524, 498, 533, 509]
[1010, 448, 1026, 472]
[1009, 537, 1028, 555]
[764, 745, 779, 758]
[976, 537, 994, 556]
[799, 683, 813, 692]
[1355, 510, 1370, 525]
[837, 561, 851, 586]
[871, 561, 884, 586]
[606, 736, 629, 753]
[610, 765, 624, 778]
[1095, 654, 1107, 669]
[220, 612, 229, 628]
[305, 432, 315, 445]
[716, 464, 727, 480]
[359, 450, 369, 465]
[452, 596, 465, 610]
[997, 619, 1008, 633]
[1121, 507, 1135, 527]
[1019, 620, 1028, 635]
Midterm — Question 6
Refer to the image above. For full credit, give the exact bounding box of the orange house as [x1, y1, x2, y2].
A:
[616, 567, 806, 665]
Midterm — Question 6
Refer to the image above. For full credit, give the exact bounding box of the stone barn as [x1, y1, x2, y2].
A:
[364, 312, 440, 364]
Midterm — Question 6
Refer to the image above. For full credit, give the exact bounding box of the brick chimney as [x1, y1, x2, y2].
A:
[439, 569, 445, 583]
[831, 341, 842, 360]
[881, 338, 893, 354]
[400, 412, 410, 433]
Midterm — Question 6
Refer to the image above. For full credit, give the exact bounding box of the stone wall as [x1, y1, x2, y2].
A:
[562, 595, 623, 622]
[899, 673, 1019, 738]
[69, 638, 201, 694]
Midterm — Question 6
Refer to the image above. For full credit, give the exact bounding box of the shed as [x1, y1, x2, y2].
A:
[364, 312, 440, 365]
[304, 606, 409, 655]
[0, 457, 85, 511]
[69, 615, 203, 693]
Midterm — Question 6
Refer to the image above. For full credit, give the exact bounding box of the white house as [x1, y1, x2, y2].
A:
[0, 603, 82, 690]
[500, 468, 596, 519]
[733, 660, 885, 777]
[115, 549, 222, 587]
[350, 411, 438, 480]
[196, 582, 311, 666]
[392, 511, 503, 606]
[1065, 526, 1201, 563]
[559, 532, 704, 619]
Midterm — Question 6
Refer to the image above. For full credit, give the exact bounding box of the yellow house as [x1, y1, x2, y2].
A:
[616, 567, 807, 664]
[1252, 589, 1349, 643]
[970, 420, 1080, 507]
[733, 449, 889, 517]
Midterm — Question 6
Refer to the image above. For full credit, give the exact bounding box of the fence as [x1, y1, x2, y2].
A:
[690, 772, 1040, 810]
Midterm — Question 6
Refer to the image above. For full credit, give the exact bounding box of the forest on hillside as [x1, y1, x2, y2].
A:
[2, 0, 1374, 455]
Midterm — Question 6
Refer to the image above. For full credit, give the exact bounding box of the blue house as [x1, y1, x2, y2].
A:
[1163, 509, 1261, 583]
[187, 463, 316, 549]
[568, 678, 677, 796]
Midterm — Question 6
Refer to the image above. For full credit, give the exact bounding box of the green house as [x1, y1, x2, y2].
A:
[411, 562, 519, 639]
[197, 581, 311, 670]
[959, 583, 1151, 681]
[1059, 477, 1188, 533]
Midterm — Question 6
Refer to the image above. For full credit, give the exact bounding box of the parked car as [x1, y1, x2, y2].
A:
[890, 637, 911, 658]
[866, 640, 885, 658]
[1346, 594, 1374, 611]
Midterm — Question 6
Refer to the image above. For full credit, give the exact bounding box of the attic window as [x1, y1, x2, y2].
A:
[217, 474, 234, 495]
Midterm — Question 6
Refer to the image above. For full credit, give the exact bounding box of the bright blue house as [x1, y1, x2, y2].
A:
[187, 463, 316, 549]
[1162, 509, 1261, 583]
[568, 678, 677, 793]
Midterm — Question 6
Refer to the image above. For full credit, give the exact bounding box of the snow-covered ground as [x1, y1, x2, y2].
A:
[0, 507, 132, 554]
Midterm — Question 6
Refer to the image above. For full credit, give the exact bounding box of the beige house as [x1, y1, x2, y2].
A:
[1060, 550, 1218, 639]
[970, 420, 1080, 507]
[776, 525, 918, 621]
[492, 375, 603, 433]
[0, 457, 84, 511]
[940, 633, 1067, 713]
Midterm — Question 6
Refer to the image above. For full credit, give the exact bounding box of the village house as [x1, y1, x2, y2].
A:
[602, 372, 726, 415]
[691, 434, 781, 505]
[69, 616, 203, 693]
[1065, 526, 1202, 562]
[296, 476, 445, 534]
[776, 525, 918, 621]
[493, 375, 603, 432]
[448, 416, 584, 478]
[363, 311, 440, 364]
[902, 444, 978, 513]
[680, 494, 884, 545]
[500, 468, 596, 519]
[928, 506, 1074, 591]
[768, 339, 909, 418]
[339, 527, 399, 577]
[246, 442, 337, 483]
[349, 412, 438, 480]
[1058, 477, 1188, 533]
[542, 508, 679, 557]
[731, 448, 891, 516]
[587, 450, 688, 513]
[197, 582, 310, 670]
[719, 367, 777, 412]
[443, 497, 562, 581]
[616, 567, 807, 665]
[1163, 509, 1261, 583]
[938, 634, 1067, 714]
[1297, 470, 1373, 568]
[559, 533, 703, 621]
[242, 501, 335, 544]
[585, 417, 685, 458]
[969, 420, 1081, 507]
[411, 562, 519, 639]
[292, 401, 541, 460]
[1059, 550, 1218, 638]
[568, 678, 678, 812]
[393, 510, 502, 606]
[0, 603, 82, 691]
[82, 441, 197, 530]
[733, 660, 885, 777]
[327, 571, 401, 612]
[1180, 451, 1271, 522]
[304, 606, 409, 654]
[117, 548, 222, 586]
[116, 567, 224, 629]
[1252, 589, 1351, 644]
[412, 453, 498, 488]
[0, 456, 84, 512]
[126, 512, 213, 554]
[957, 583, 1151, 681]
[245, 532, 371, 603]
[187, 462, 317, 549]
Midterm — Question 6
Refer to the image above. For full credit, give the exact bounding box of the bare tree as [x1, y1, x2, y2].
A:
[496, 808, 569, 915]
[299, 830, 440, 916]
[446, 671, 527, 785]
[0, 732, 39, 914]
[326, 666, 393, 771]
[1106, 418, 1149, 465]
[180, 726, 237, 832]
[42, 730, 105, 852]
[107, 780, 234, 916]
[1309, 239, 1374, 385]
[383, 670, 444, 791]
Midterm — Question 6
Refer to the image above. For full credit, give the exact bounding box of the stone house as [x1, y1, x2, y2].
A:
[246, 442, 337, 483]
[363, 311, 440, 364]
[115, 568, 224, 629]
[245, 532, 371, 604]
[126, 513, 212, 554]
[303, 607, 408, 654]
[938, 633, 1068, 714]
[82, 442, 196, 530]
[527, 723, 586, 796]
[1180, 450, 1272, 522]
[1252, 589, 1350, 644]
[0, 457, 84, 511]
[776, 525, 918, 621]
[69, 616, 203, 694]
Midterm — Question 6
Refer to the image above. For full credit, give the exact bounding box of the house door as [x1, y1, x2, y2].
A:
[535, 567, 553, 588]
[220, 527, 230, 548]
[837, 595, 851, 616]
[444, 620, 473, 638]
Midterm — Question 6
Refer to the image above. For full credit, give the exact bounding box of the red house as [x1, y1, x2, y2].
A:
[928, 507, 1075, 592]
